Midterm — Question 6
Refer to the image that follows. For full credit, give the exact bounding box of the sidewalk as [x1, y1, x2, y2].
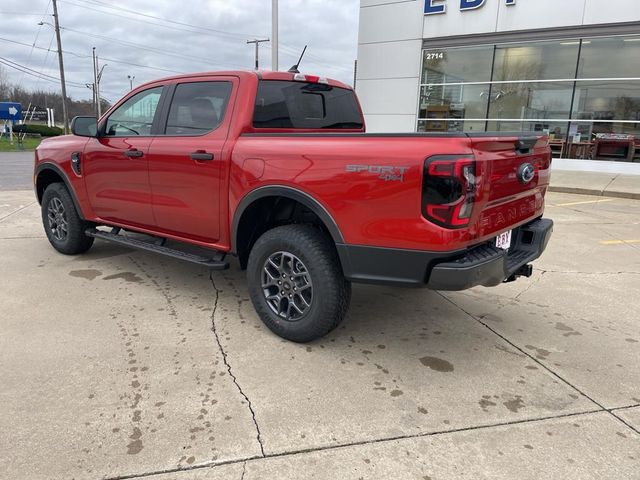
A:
[550, 170, 640, 200]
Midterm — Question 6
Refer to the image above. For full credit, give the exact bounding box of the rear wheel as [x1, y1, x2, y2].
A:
[247, 224, 351, 342]
[41, 183, 94, 255]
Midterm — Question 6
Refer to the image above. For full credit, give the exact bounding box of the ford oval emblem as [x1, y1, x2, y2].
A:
[517, 163, 535, 184]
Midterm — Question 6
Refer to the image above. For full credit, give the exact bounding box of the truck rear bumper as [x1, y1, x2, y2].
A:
[427, 218, 553, 290]
[337, 218, 553, 290]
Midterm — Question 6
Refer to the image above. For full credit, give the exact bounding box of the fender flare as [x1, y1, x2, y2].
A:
[35, 163, 86, 220]
[231, 185, 345, 253]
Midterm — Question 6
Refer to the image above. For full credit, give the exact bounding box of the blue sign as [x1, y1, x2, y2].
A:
[0, 102, 22, 121]
[425, 0, 516, 15]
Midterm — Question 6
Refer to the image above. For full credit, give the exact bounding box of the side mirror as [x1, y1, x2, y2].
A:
[71, 116, 98, 137]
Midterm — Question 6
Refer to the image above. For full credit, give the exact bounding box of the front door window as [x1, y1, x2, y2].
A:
[105, 87, 163, 137]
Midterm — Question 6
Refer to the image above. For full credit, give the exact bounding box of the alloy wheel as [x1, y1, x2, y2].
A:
[262, 251, 313, 321]
[47, 197, 68, 241]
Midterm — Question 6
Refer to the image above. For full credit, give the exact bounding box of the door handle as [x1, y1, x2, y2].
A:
[124, 149, 144, 158]
[190, 152, 214, 161]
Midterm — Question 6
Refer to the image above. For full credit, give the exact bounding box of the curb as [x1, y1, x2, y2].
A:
[548, 185, 640, 201]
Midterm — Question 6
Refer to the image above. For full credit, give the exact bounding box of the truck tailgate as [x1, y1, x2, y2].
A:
[469, 134, 551, 239]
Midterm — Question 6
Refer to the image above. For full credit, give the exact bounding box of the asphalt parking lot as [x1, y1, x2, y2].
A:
[1, 153, 639, 479]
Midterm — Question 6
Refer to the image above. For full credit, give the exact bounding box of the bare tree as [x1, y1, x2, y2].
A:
[0, 66, 110, 120]
[0, 65, 10, 100]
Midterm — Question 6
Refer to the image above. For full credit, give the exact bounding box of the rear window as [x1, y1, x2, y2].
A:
[253, 80, 363, 129]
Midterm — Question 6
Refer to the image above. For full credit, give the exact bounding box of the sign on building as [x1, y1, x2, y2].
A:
[425, 0, 516, 15]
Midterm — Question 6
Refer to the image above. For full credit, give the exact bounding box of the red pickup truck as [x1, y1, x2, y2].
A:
[34, 70, 553, 342]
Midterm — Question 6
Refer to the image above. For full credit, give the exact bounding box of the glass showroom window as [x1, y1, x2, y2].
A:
[418, 45, 493, 133]
[420, 35, 640, 161]
[492, 40, 579, 82]
[486, 81, 574, 132]
[570, 36, 640, 161]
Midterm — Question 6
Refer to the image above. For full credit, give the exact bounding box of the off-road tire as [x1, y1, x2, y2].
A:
[247, 224, 351, 342]
[41, 183, 94, 255]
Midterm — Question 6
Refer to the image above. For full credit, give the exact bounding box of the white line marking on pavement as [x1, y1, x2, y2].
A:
[554, 199, 615, 207]
[600, 239, 640, 245]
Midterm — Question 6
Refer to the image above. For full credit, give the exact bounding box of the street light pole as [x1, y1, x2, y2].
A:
[272, 0, 278, 71]
[246, 39, 270, 70]
[127, 75, 135, 90]
[92, 47, 98, 117]
[51, 0, 69, 134]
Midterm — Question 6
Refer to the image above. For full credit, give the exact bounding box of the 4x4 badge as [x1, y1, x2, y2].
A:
[345, 165, 409, 182]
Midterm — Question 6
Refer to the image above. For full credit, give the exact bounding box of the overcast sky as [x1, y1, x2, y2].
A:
[1, 0, 359, 103]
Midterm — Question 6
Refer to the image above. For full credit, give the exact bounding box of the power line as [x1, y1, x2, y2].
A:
[97, 56, 183, 75]
[0, 56, 85, 87]
[73, 0, 261, 39]
[0, 11, 48, 15]
[0, 37, 184, 75]
[60, 26, 249, 70]
[73, 0, 351, 73]
[15, 1, 52, 88]
[28, 33, 57, 93]
[59, 0, 261, 42]
[265, 43, 353, 73]
[0, 56, 83, 88]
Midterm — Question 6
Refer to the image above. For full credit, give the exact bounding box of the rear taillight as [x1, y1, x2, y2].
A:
[422, 155, 476, 228]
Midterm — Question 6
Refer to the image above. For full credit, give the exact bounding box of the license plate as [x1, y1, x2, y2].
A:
[496, 230, 512, 250]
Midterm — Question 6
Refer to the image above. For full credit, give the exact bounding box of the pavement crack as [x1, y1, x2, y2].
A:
[438, 292, 640, 436]
[102, 408, 605, 480]
[600, 174, 619, 195]
[240, 461, 247, 480]
[0, 200, 36, 222]
[209, 272, 266, 457]
[437, 291, 606, 410]
[514, 270, 546, 300]
[610, 411, 640, 436]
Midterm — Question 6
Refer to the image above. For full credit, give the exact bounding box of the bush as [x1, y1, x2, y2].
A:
[12, 124, 63, 137]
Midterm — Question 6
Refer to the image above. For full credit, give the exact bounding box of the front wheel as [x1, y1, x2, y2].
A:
[41, 183, 94, 255]
[247, 225, 351, 342]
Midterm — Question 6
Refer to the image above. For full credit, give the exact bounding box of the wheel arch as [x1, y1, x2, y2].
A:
[232, 186, 345, 269]
[35, 163, 85, 220]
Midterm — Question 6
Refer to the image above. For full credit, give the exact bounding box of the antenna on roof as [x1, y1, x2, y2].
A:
[288, 45, 307, 74]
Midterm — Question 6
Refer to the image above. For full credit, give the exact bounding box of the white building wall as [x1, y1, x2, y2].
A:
[357, 0, 640, 132]
[357, 1, 424, 132]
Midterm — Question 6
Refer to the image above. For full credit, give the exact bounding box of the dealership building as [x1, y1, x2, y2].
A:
[356, 0, 640, 165]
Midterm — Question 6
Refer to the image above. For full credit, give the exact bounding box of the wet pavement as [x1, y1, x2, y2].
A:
[0, 189, 638, 479]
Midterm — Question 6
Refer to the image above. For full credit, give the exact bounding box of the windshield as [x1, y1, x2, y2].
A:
[253, 80, 363, 129]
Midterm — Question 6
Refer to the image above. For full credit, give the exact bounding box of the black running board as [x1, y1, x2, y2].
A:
[85, 228, 229, 270]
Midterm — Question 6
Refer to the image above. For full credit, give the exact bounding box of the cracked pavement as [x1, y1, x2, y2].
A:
[0, 185, 639, 479]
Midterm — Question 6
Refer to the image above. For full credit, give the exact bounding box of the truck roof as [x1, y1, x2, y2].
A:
[138, 70, 353, 91]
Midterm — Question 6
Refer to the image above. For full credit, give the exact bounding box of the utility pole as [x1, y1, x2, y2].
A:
[51, 0, 69, 134]
[353, 60, 358, 90]
[93, 48, 106, 118]
[246, 38, 270, 70]
[92, 48, 98, 117]
[127, 75, 135, 90]
[272, 0, 278, 71]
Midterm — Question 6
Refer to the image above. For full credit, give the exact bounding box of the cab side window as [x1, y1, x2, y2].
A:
[165, 81, 232, 135]
[104, 86, 163, 137]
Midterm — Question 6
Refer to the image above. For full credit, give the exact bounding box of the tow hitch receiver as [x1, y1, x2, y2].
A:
[504, 264, 533, 283]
